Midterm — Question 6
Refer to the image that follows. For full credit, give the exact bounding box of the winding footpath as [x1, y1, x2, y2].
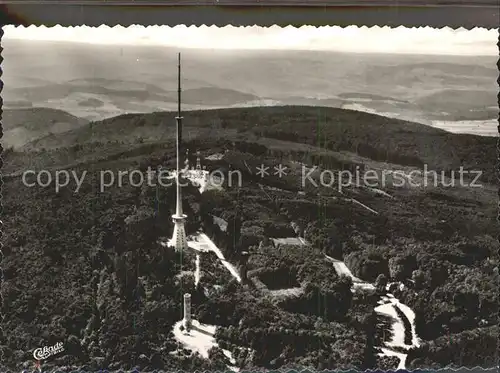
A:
[194, 253, 201, 287]
[169, 233, 241, 371]
[325, 255, 420, 369]
[170, 163, 418, 370]
[187, 233, 242, 283]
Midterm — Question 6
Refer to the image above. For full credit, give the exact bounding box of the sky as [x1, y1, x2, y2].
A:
[2, 25, 497, 55]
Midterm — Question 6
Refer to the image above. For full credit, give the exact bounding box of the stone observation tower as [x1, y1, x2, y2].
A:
[183, 293, 192, 330]
[170, 53, 189, 252]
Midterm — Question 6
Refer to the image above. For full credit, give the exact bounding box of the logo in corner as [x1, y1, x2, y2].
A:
[33, 342, 65, 360]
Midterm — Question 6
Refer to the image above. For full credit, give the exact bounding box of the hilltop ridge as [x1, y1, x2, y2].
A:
[2, 105, 497, 372]
[2, 107, 89, 148]
[18, 105, 496, 183]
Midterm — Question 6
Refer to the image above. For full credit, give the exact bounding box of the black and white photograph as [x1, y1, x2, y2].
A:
[1, 25, 498, 372]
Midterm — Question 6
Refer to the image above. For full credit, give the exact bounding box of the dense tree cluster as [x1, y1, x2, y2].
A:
[198, 285, 367, 370]
[407, 326, 498, 369]
[1, 168, 213, 371]
[345, 251, 389, 283]
[2, 105, 497, 371]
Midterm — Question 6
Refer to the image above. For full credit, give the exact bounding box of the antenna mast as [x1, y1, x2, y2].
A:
[175, 53, 183, 216]
[170, 52, 189, 253]
[177, 53, 181, 119]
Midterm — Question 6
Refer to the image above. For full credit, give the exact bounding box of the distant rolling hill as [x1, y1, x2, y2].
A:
[6, 78, 262, 121]
[8, 78, 260, 107]
[415, 89, 498, 121]
[180, 87, 259, 106]
[2, 39, 497, 132]
[19, 106, 496, 183]
[337, 92, 409, 103]
[2, 107, 89, 148]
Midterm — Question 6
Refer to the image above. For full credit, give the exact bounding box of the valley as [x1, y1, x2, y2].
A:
[2, 39, 497, 148]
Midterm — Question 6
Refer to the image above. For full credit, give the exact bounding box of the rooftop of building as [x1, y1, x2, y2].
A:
[271, 237, 305, 246]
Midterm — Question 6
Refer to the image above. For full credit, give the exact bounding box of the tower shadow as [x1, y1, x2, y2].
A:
[189, 323, 215, 337]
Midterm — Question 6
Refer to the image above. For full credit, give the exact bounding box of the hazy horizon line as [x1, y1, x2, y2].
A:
[3, 38, 496, 58]
[2, 25, 496, 56]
